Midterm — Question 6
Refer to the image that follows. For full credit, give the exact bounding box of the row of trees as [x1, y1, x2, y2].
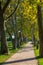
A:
[0, 0, 43, 57]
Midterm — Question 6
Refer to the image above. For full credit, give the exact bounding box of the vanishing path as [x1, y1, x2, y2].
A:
[2, 42, 38, 65]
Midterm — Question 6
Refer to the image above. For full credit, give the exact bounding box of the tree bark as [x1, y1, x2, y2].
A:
[0, 19, 8, 54]
[0, 3, 8, 54]
[0, 23, 8, 54]
[37, 4, 43, 57]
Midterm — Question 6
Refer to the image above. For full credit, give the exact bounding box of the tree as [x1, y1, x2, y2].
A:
[37, 0, 43, 57]
[0, 0, 11, 54]
[0, 0, 19, 54]
[28, 0, 43, 57]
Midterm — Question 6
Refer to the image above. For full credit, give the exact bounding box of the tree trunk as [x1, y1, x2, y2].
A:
[8, 34, 16, 49]
[14, 13, 18, 48]
[0, 20, 8, 54]
[32, 34, 35, 46]
[17, 36, 20, 48]
[0, 4, 8, 54]
[37, 4, 43, 57]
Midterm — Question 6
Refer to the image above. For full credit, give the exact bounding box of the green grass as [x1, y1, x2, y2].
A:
[0, 41, 26, 63]
[34, 46, 43, 65]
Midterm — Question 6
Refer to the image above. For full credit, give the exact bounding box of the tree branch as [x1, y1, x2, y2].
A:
[5, 0, 19, 20]
[3, 0, 11, 13]
[5, 24, 12, 37]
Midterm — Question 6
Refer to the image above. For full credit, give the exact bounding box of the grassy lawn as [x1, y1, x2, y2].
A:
[34, 46, 43, 65]
[0, 41, 26, 63]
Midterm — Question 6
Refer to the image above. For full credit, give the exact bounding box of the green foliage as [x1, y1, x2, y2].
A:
[4, 0, 40, 40]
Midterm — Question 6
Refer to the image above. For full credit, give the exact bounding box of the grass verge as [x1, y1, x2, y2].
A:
[34, 46, 43, 65]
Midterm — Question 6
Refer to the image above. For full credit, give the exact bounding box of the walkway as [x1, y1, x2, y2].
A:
[2, 42, 38, 65]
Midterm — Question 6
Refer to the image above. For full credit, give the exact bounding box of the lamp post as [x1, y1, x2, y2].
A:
[12, 35, 15, 39]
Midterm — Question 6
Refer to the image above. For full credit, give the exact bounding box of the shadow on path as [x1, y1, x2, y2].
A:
[0, 56, 41, 65]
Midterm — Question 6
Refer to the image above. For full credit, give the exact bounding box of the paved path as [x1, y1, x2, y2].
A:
[2, 42, 38, 65]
